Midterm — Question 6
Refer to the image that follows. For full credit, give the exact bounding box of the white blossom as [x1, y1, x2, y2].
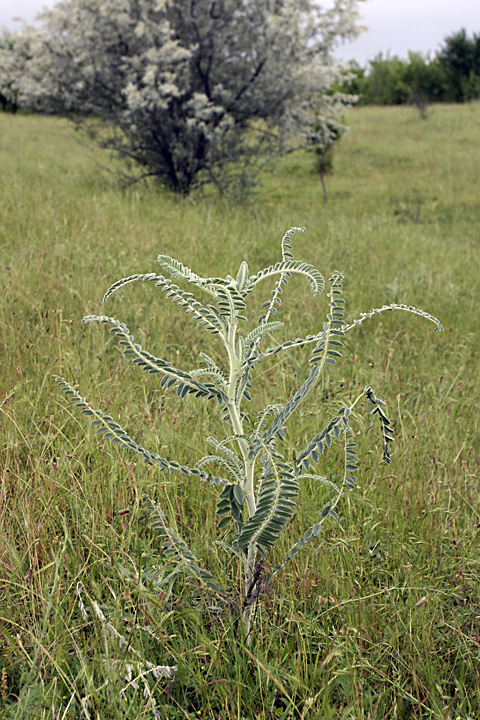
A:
[2, 0, 363, 192]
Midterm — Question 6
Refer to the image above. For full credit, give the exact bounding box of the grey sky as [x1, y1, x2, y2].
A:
[1, 0, 479, 65]
[335, 0, 479, 64]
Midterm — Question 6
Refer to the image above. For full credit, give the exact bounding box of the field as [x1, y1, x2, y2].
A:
[0, 103, 479, 719]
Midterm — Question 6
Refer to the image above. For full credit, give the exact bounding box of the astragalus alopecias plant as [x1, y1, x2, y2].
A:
[57, 227, 443, 640]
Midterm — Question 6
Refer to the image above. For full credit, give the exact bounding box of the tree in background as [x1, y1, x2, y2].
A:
[0, 31, 19, 112]
[338, 28, 480, 107]
[369, 53, 410, 105]
[438, 29, 480, 102]
[342, 52, 445, 107]
[3, 0, 362, 194]
[306, 118, 346, 201]
[403, 52, 447, 114]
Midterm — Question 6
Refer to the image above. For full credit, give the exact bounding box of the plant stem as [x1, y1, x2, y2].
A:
[225, 317, 258, 641]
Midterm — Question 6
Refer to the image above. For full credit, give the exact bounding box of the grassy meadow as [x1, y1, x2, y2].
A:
[0, 103, 479, 719]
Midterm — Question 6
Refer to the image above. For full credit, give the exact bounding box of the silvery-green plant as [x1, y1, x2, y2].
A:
[75, 582, 176, 718]
[57, 227, 442, 640]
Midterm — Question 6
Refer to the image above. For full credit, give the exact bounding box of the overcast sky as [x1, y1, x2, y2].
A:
[1, 0, 478, 65]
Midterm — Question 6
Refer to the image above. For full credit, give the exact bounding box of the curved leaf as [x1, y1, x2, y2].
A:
[281, 226, 306, 261]
[157, 255, 211, 291]
[196, 436, 245, 485]
[244, 321, 284, 348]
[207, 436, 245, 479]
[143, 494, 226, 598]
[82, 315, 227, 404]
[342, 303, 444, 333]
[102, 272, 164, 304]
[56, 378, 207, 479]
[247, 260, 325, 297]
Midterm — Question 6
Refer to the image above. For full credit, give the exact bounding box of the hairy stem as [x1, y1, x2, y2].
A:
[224, 318, 258, 641]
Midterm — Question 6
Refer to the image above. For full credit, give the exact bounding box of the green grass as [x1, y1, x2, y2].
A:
[0, 103, 479, 719]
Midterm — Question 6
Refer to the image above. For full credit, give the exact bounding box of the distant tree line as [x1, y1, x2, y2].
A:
[340, 29, 480, 106]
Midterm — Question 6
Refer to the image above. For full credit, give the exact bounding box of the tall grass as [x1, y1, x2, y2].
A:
[1, 103, 479, 719]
